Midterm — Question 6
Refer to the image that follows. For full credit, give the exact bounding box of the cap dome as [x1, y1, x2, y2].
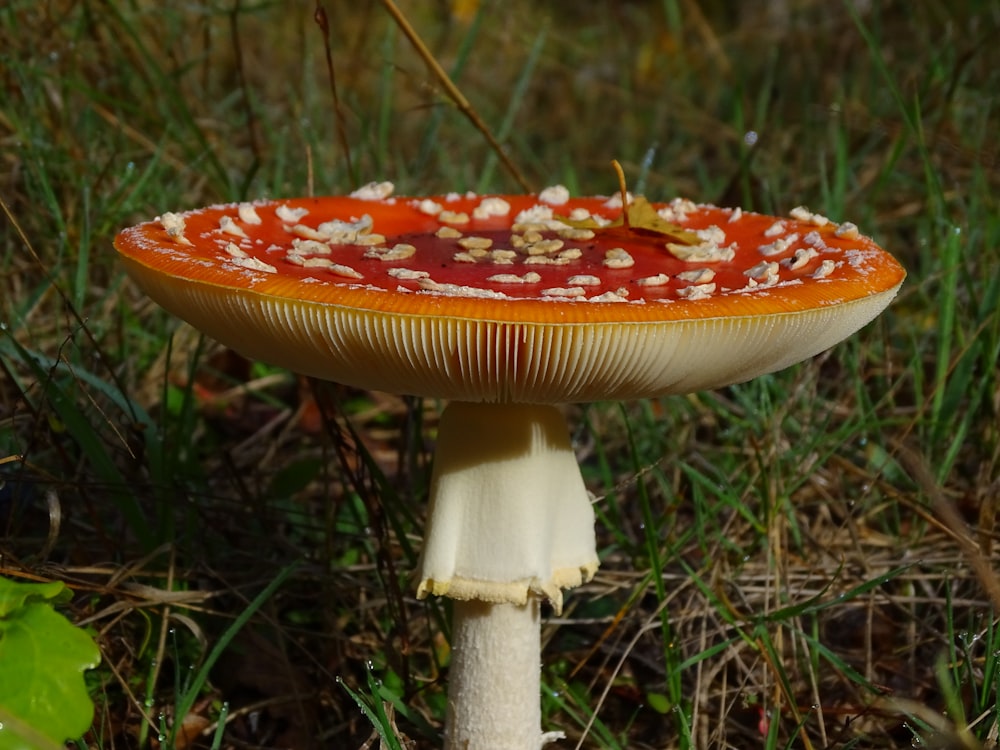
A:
[115, 190, 905, 403]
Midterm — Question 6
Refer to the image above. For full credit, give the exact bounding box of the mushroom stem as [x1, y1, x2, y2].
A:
[447, 597, 564, 750]
[417, 401, 598, 747]
[418, 402, 598, 608]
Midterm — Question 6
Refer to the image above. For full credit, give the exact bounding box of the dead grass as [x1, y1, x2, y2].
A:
[2, 1, 999, 748]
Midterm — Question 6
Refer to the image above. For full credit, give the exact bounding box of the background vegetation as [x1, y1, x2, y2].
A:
[2, 1, 999, 747]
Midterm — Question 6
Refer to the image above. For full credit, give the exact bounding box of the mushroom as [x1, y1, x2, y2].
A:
[114, 186, 905, 749]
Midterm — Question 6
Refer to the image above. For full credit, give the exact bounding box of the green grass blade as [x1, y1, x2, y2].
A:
[168, 560, 302, 747]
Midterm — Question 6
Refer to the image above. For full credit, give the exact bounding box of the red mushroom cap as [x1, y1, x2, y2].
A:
[114, 188, 905, 402]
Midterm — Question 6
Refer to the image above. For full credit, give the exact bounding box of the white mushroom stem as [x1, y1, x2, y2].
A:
[447, 598, 565, 750]
[417, 401, 598, 749]
[418, 402, 598, 607]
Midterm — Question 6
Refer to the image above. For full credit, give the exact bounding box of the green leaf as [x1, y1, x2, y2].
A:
[0, 580, 68, 618]
[0, 577, 100, 750]
[645, 691, 672, 714]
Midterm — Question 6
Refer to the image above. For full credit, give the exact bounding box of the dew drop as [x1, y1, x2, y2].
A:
[744, 130, 759, 147]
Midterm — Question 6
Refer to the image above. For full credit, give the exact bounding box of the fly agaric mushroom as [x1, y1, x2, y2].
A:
[115, 182, 904, 749]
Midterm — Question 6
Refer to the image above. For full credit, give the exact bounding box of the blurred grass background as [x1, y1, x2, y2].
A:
[1, 0, 999, 748]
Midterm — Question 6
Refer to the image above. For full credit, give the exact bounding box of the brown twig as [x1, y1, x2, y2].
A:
[229, 0, 262, 178]
[380, 0, 532, 192]
[314, 2, 356, 187]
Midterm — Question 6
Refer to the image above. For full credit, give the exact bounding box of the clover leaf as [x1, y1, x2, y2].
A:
[0, 577, 100, 750]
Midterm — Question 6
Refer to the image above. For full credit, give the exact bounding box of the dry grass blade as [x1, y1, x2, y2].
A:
[897, 443, 1000, 611]
[314, 1, 355, 186]
[379, 0, 532, 192]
